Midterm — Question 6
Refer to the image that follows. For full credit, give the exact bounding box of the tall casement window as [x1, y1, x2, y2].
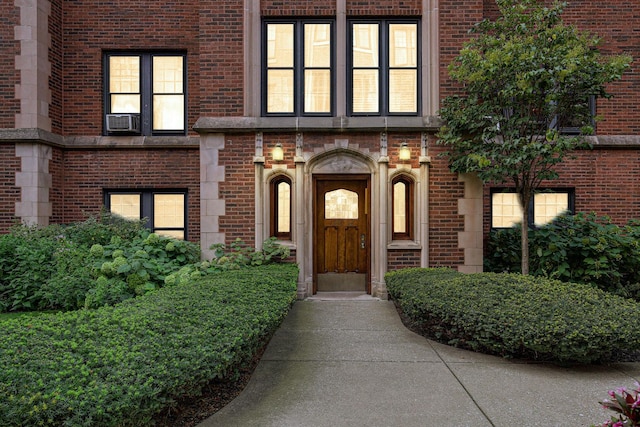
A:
[491, 189, 574, 229]
[270, 176, 292, 240]
[105, 190, 187, 239]
[105, 52, 186, 135]
[349, 20, 419, 116]
[263, 20, 334, 116]
[392, 175, 414, 240]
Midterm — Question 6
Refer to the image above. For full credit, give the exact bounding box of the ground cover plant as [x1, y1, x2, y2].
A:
[486, 213, 640, 300]
[0, 263, 298, 427]
[386, 268, 640, 364]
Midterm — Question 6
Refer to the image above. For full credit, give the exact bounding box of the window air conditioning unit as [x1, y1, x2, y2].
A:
[106, 113, 141, 133]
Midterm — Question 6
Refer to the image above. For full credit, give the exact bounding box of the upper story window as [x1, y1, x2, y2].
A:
[263, 20, 334, 116]
[491, 189, 574, 229]
[105, 52, 186, 135]
[349, 20, 419, 116]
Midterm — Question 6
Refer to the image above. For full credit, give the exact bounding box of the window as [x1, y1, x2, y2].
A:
[105, 190, 187, 239]
[552, 95, 596, 135]
[349, 20, 419, 116]
[263, 20, 334, 116]
[270, 176, 292, 240]
[392, 175, 414, 240]
[491, 189, 574, 229]
[105, 52, 186, 135]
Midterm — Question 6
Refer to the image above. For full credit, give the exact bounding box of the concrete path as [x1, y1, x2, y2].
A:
[199, 295, 640, 427]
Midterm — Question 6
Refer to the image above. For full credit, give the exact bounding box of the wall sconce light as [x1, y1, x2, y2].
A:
[272, 143, 284, 162]
[398, 141, 411, 161]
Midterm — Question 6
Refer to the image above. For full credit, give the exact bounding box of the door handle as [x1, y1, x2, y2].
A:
[360, 234, 365, 249]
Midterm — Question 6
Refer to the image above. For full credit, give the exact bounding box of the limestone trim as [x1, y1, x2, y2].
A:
[14, 0, 52, 131]
[457, 173, 484, 273]
[200, 134, 226, 260]
[14, 142, 52, 226]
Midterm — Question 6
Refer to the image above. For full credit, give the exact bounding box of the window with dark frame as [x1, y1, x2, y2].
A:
[491, 189, 575, 229]
[348, 19, 420, 116]
[270, 176, 292, 240]
[105, 190, 187, 239]
[263, 20, 334, 116]
[105, 52, 186, 135]
[392, 175, 414, 240]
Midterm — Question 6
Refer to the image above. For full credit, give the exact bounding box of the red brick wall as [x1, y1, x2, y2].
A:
[198, 0, 244, 116]
[49, 146, 64, 225]
[388, 249, 421, 271]
[0, 144, 20, 232]
[61, 0, 201, 135]
[428, 145, 466, 267]
[442, 0, 639, 134]
[219, 135, 256, 246]
[483, 147, 640, 238]
[262, 0, 336, 16]
[346, 0, 421, 15]
[562, 1, 640, 135]
[57, 148, 200, 242]
[439, 0, 484, 99]
[0, 3, 19, 128]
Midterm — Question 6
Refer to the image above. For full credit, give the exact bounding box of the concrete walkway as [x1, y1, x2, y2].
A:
[199, 295, 640, 427]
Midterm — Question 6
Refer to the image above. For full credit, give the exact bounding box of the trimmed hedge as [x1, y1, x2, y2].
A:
[0, 264, 298, 427]
[386, 268, 640, 364]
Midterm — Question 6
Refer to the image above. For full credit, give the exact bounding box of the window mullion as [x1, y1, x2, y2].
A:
[380, 23, 389, 115]
[141, 55, 153, 135]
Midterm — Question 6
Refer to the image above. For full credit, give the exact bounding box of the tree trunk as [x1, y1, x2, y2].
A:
[520, 193, 530, 275]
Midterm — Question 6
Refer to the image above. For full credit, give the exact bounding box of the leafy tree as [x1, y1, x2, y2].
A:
[437, 0, 631, 274]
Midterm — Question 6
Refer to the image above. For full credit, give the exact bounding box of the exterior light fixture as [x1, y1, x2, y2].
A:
[272, 143, 284, 162]
[398, 141, 411, 161]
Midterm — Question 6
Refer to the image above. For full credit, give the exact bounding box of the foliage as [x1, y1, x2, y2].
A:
[0, 264, 298, 427]
[0, 227, 61, 312]
[597, 384, 640, 427]
[386, 268, 640, 364]
[209, 237, 291, 270]
[0, 214, 200, 312]
[485, 213, 640, 300]
[437, 0, 632, 274]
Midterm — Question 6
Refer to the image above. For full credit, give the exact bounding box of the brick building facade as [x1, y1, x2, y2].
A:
[1, 0, 638, 299]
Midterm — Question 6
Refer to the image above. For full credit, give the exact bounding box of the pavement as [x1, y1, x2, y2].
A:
[198, 293, 640, 427]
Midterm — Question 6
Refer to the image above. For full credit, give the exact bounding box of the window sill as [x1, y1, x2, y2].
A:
[387, 240, 422, 250]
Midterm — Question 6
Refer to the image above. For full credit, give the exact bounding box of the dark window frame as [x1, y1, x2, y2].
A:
[104, 189, 188, 239]
[104, 51, 187, 136]
[490, 188, 575, 230]
[347, 18, 421, 117]
[391, 174, 415, 240]
[270, 175, 292, 240]
[261, 19, 335, 117]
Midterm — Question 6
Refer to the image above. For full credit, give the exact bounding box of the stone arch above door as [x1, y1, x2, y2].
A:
[305, 147, 377, 175]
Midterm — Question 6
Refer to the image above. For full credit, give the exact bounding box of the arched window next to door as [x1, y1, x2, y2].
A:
[270, 175, 292, 240]
[392, 174, 414, 240]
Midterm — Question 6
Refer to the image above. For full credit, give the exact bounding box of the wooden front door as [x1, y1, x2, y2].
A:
[314, 175, 370, 293]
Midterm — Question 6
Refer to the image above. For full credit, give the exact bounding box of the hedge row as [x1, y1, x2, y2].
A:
[386, 268, 640, 364]
[0, 264, 298, 427]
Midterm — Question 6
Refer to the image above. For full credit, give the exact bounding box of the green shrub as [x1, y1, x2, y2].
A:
[485, 213, 640, 299]
[0, 227, 62, 312]
[0, 264, 298, 427]
[209, 237, 290, 270]
[387, 268, 640, 364]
